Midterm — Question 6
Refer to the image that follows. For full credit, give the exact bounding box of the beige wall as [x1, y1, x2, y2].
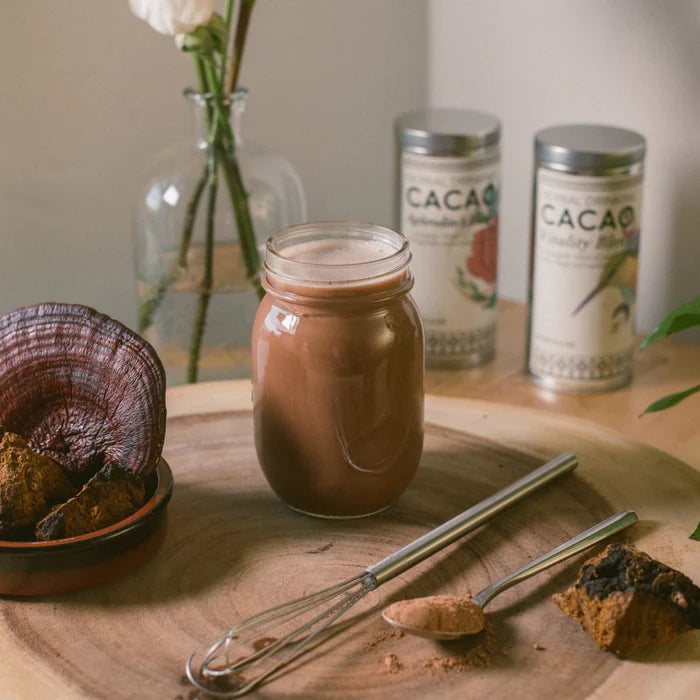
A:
[3, 1, 698, 342]
[428, 0, 700, 341]
[0, 0, 427, 327]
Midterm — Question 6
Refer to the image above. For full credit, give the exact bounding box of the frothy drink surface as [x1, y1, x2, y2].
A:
[282, 238, 396, 267]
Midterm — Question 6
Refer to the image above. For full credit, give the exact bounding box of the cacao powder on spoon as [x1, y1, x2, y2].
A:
[382, 595, 486, 640]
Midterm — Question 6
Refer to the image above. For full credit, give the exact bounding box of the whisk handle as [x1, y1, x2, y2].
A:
[364, 451, 578, 587]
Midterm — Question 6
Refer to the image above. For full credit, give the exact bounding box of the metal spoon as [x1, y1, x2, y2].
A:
[382, 509, 638, 640]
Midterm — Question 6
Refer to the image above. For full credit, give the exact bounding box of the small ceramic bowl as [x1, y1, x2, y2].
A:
[0, 458, 173, 596]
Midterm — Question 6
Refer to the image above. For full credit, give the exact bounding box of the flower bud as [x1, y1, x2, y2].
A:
[129, 0, 216, 36]
[174, 26, 213, 54]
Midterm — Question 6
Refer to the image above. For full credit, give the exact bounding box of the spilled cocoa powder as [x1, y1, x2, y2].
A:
[305, 541, 334, 554]
[367, 616, 500, 676]
[382, 653, 404, 674]
[365, 625, 404, 649]
[419, 620, 500, 674]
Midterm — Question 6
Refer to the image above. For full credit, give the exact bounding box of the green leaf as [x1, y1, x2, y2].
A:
[639, 384, 700, 416]
[640, 296, 700, 350]
[690, 522, 700, 541]
[468, 281, 486, 302]
[206, 13, 228, 53]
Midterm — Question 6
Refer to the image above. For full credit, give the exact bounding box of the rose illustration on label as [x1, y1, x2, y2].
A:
[467, 217, 498, 283]
[453, 215, 498, 308]
[572, 226, 639, 318]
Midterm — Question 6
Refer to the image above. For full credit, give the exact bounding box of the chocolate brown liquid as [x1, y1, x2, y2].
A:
[252, 239, 424, 517]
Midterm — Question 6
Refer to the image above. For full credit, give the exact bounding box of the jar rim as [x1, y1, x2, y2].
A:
[264, 221, 411, 290]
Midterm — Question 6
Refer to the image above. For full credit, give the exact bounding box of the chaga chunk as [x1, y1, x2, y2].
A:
[0, 430, 76, 540]
[35, 463, 146, 540]
[553, 544, 700, 656]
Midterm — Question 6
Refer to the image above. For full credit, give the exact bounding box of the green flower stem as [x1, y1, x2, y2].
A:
[195, 55, 211, 104]
[138, 54, 214, 334]
[188, 156, 218, 383]
[226, 0, 256, 94]
[178, 168, 209, 267]
[202, 54, 262, 297]
[194, 57, 214, 170]
[142, 4, 263, 382]
[186, 45, 264, 379]
[219, 147, 263, 297]
[219, 0, 236, 86]
[202, 57, 235, 143]
[138, 273, 176, 333]
[202, 59, 225, 142]
[138, 166, 209, 333]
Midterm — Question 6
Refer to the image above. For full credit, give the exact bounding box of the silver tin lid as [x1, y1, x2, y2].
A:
[396, 109, 500, 156]
[535, 124, 646, 171]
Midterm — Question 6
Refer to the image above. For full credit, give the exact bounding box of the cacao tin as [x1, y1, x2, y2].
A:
[527, 124, 646, 392]
[395, 109, 501, 368]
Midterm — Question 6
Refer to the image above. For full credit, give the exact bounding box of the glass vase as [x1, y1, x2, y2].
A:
[133, 89, 307, 385]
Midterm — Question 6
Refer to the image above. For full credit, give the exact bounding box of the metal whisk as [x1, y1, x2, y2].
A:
[186, 452, 578, 697]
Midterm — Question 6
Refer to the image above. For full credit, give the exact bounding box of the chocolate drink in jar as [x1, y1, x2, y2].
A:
[252, 221, 424, 518]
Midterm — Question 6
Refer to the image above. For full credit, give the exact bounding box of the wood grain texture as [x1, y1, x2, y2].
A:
[0, 381, 698, 699]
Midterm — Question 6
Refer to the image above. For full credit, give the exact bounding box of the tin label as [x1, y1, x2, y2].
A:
[400, 152, 499, 362]
[529, 169, 643, 384]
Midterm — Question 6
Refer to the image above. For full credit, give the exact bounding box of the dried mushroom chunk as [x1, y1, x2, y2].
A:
[0, 303, 166, 481]
[35, 463, 146, 540]
[553, 544, 700, 656]
[0, 430, 77, 540]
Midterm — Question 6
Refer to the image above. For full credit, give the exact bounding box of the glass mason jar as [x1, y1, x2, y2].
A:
[133, 89, 307, 385]
[252, 222, 425, 518]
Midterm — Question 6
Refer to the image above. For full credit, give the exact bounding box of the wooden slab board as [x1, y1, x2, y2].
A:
[1, 380, 698, 699]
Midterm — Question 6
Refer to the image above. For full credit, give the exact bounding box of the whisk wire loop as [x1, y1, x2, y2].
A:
[186, 573, 372, 697]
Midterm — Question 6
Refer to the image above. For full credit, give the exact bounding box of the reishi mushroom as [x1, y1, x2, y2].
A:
[0, 302, 166, 482]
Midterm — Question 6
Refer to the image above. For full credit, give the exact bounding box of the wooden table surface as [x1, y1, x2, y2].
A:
[1, 299, 698, 700]
[426, 299, 700, 471]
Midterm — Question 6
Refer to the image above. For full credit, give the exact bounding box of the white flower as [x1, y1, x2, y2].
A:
[129, 0, 215, 36]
